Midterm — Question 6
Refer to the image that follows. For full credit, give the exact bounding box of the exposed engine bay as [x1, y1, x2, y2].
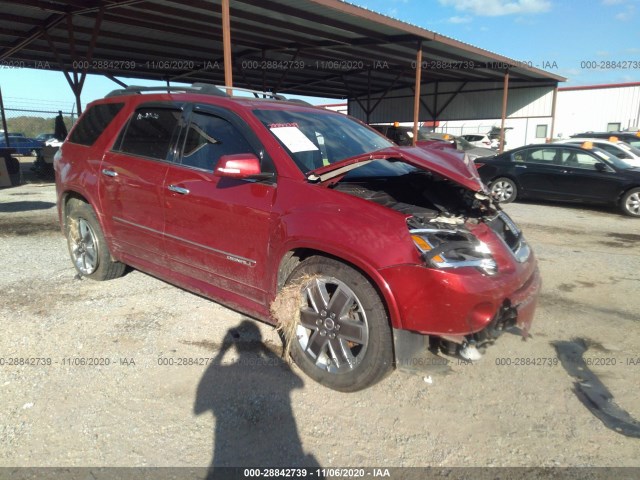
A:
[331, 169, 498, 226]
[332, 168, 528, 365]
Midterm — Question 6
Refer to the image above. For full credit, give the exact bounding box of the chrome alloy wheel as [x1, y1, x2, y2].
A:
[297, 277, 369, 373]
[491, 180, 514, 202]
[70, 218, 99, 275]
[625, 191, 640, 216]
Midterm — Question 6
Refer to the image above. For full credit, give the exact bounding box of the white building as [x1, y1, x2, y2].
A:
[435, 82, 640, 149]
[334, 82, 640, 150]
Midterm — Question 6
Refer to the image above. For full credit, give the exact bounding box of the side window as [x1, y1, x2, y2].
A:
[179, 112, 255, 171]
[118, 107, 181, 160]
[562, 150, 600, 169]
[69, 103, 124, 146]
[526, 148, 558, 164]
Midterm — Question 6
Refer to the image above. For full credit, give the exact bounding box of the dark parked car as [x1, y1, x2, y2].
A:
[475, 143, 640, 216]
[55, 84, 540, 391]
[0, 136, 44, 155]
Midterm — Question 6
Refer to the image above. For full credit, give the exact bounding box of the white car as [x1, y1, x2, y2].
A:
[555, 137, 640, 167]
[461, 134, 499, 150]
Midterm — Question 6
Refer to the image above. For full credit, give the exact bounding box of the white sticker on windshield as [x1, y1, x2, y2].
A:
[594, 151, 609, 161]
[270, 126, 319, 153]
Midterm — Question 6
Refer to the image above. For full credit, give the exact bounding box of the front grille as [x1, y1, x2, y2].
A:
[486, 212, 531, 263]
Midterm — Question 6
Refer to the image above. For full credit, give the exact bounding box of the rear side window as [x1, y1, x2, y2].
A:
[117, 107, 181, 160]
[68, 103, 124, 146]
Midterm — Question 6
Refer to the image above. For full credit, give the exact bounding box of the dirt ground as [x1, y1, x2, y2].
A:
[1, 160, 639, 470]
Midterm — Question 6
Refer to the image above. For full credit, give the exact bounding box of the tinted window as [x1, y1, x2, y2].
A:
[118, 107, 181, 160]
[561, 150, 600, 169]
[68, 103, 124, 146]
[514, 148, 559, 164]
[179, 112, 255, 171]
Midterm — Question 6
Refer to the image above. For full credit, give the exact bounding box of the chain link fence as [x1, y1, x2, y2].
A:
[1, 96, 76, 141]
[1, 97, 77, 184]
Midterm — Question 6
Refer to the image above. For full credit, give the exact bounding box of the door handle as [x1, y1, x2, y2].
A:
[101, 169, 118, 177]
[168, 184, 190, 195]
[515, 165, 527, 168]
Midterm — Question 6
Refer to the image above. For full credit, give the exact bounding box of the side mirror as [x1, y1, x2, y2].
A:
[594, 162, 609, 172]
[214, 153, 261, 179]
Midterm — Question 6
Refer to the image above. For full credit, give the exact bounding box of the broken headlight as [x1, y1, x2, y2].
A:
[410, 228, 498, 275]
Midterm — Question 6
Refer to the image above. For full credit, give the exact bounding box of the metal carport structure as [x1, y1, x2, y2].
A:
[0, 0, 565, 149]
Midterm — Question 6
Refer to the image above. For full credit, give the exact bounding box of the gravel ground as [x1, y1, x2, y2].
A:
[0, 165, 639, 469]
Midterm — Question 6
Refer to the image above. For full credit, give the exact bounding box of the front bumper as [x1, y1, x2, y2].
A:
[379, 254, 541, 337]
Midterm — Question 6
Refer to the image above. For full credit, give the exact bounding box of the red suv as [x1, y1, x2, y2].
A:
[55, 84, 540, 391]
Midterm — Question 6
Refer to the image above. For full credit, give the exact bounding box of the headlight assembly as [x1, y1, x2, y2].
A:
[410, 228, 498, 275]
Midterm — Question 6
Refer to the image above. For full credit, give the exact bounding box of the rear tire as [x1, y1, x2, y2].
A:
[621, 188, 640, 217]
[285, 256, 393, 392]
[65, 200, 125, 280]
[490, 177, 517, 203]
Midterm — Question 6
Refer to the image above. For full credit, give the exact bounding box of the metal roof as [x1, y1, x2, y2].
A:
[0, 0, 565, 99]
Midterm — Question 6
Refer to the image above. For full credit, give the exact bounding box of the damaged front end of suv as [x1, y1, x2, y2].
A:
[307, 145, 540, 368]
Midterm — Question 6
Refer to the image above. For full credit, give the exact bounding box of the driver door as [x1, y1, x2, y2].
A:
[162, 106, 277, 304]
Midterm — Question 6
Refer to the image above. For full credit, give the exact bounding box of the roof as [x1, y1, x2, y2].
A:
[0, 0, 565, 99]
[559, 82, 640, 92]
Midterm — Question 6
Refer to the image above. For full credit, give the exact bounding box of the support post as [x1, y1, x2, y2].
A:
[0, 87, 9, 146]
[549, 85, 558, 142]
[366, 69, 371, 124]
[222, 0, 233, 95]
[412, 40, 423, 147]
[499, 70, 509, 153]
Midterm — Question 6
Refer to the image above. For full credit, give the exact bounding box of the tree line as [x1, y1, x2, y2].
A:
[2, 115, 76, 138]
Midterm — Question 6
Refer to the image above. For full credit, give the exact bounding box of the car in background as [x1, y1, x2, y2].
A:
[369, 124, 433, 146]
[0, 136, 44, 155]
[426, 133, 496, 160]
[474, 143, 640, 216]
[555, 137, 640, 167]
[36, 133, 56, 142]
[461, 134, 498, 149]
[571, 131, 640, 148]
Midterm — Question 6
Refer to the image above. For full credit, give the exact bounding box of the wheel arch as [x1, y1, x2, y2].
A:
[275, 247, 403, 330]
[618, 185, 640, 204]
[60, 190, 92, 230]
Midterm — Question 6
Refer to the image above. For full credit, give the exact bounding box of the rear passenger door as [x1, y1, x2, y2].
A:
[162, 105, 277, 304]
[99, 104, 182, 265]
[512, 147, 566, 199]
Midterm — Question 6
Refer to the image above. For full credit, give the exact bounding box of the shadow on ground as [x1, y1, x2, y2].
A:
[194, 320, 321, 474]
[0, 200, 56, 212]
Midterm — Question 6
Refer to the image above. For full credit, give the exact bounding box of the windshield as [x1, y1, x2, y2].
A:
[253, 109, 393, 173]
[616, 142, 640, 157]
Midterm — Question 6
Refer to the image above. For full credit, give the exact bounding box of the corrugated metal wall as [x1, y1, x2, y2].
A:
[348, 81, 555, 123]
[554, 85, 640, 136]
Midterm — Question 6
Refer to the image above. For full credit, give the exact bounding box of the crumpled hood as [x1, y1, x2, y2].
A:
[307, 146, 486, 192]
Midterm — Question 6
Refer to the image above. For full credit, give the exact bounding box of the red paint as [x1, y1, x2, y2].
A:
[55, 92, 540, 339]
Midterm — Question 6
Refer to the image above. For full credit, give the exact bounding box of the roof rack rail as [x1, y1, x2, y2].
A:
[106, 83, 228, 98]
[105, 82, 312, 105]
[205, 84, 288, 100]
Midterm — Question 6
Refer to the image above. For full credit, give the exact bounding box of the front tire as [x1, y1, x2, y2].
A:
[621, 188, 640, 217]
[65, 200, 125, 280]
[490, 177, 518, 203]
[285, 256, 393, 392]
